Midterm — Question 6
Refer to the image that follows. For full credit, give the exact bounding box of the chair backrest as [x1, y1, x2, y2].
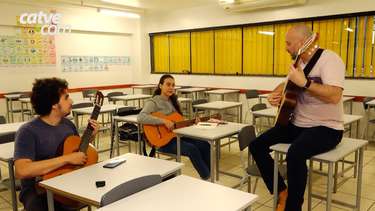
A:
[363, 97, 374, 110]
[238, 125, 257, 151]
[117, 107, 141, 116]
[0, 115, 6, 124]
[82, 89, 97, 98]
[251, 103, 267, 112]
[245, 90, 259, 99]
[107, 92, 124, 102]
[72, 102, 93, 109]
[100, 174, 162, 207]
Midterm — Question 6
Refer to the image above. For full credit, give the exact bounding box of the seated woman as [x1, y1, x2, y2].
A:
[137, 74, 210, 180]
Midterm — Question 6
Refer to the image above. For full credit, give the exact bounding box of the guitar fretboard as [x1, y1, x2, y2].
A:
[79, 104, 101, 152]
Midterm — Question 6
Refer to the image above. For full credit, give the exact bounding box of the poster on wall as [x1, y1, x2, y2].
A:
[0, 15, 56, 67]
[61, 56, 130, 72]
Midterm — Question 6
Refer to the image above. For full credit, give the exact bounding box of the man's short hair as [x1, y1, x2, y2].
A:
[31, 78, 68, 116]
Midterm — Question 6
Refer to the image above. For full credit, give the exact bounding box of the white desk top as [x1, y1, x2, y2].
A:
[97, 175, 258, 211]
[343, 114, 362, 125]
[0, 122, 26, 135]
[178, 97, 192, 103]
[4, 94, 21, 99]
[72, 104, 128, 115]
[252, 107, 277, 117]
[113, 115, 139, 123]
[271, 138, 368, 163]
[343, 96, 355, 102]
[39, 153, 183, 207]
[367, 99, 375, 106]
[0, 142, 14, 161]
[111, 94, 152, 101]
[205, 89, 240, 94]
[252, 108, 362, 125]
[259, 93, 269, 99]
[174, 122, 248, 141]
[132, 85, 156, 89]
[193, 101, 242, 110]
[177, 87, 206, 93]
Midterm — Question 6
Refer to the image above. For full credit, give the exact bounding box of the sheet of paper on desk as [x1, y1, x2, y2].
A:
[195, 122, 218, 129]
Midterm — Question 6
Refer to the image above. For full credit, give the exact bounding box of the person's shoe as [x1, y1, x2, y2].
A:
[276, 189, 288, 211]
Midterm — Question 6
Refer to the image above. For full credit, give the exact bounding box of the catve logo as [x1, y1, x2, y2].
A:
[19, 11, 71, 35]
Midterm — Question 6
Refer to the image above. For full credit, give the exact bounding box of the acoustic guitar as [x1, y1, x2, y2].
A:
[143, 112, 221, 147]
[39, 91, 104, 205]
[275, 33, 318, 126]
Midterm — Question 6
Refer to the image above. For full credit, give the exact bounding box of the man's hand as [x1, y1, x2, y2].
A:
[288, 64, 307, 88]
[64, 152, 87, 165]
[88, 119, 100, 136]
[267, 92, 282, 107]
[163, 119, 175, 131]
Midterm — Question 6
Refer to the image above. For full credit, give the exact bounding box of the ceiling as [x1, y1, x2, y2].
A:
[99, 0, 219, 12]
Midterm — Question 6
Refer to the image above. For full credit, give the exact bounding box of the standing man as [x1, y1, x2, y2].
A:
[14, 78, 99, 211]
[249, 25, 344, 211]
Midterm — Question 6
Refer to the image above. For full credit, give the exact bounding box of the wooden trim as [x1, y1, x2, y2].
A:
[0, 84, 137, 98]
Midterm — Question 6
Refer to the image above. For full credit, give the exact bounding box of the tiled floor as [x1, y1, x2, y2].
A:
[1, 130, 375, 211]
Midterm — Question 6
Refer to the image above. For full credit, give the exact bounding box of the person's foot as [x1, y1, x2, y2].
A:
[276, 189, 288, 211]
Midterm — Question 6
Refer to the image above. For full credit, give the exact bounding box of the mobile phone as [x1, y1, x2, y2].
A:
[103, 158, 126, 168]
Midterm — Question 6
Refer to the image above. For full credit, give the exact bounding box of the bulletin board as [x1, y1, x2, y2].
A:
[61, 55, 130, 72]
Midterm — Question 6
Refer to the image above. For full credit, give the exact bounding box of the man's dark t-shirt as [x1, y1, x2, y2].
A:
[14, 117, 78, 201]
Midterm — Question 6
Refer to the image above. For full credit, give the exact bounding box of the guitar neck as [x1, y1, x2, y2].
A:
[79, 105, 101, 152]
[174, 115, 218, 128]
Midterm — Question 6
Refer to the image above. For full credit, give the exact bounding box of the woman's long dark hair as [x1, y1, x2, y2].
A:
[153, 74, 182, 115]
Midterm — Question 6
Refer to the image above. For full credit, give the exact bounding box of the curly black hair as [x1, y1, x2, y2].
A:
[31, 78, 68, 116]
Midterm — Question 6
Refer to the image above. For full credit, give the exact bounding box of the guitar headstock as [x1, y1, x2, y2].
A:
[294, 32, 318, 66]
[93, 91, 104, 107]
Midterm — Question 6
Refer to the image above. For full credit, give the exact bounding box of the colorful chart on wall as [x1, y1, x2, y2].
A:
[61, 56, 130, 72]
[0, 18, 56, 67]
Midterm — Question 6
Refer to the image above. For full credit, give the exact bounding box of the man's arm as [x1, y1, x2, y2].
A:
[306, 82, 342, 104]
[15, 152, 87, 179]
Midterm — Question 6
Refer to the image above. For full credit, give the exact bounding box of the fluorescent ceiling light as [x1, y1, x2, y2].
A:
[258, 31, 274, 36]
[219, 0, 235, 3]
[101, 0, 140, 7]
[98, 8, 140, 18]
[345, 27, 353, 32]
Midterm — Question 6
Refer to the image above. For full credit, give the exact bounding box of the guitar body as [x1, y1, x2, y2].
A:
[41, 136, 98, 206]
[275, 82, 299, 126]
[143, 112, 184, 147]
[42, 136, 98, 180]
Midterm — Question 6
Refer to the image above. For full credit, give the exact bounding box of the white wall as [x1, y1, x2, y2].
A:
[0, 1, 140, 93]
[140, 0, 375, 96]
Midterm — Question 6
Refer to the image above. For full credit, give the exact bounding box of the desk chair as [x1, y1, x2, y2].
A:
[110, 107, 141, 157]
[244, 90, 259, 123]
[100, 175, 162, 207]
[82, 89, 98, 101]
[251, 103, 271, 134]
[238, 125, 286, 193]
[107, 92, 124, 104]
